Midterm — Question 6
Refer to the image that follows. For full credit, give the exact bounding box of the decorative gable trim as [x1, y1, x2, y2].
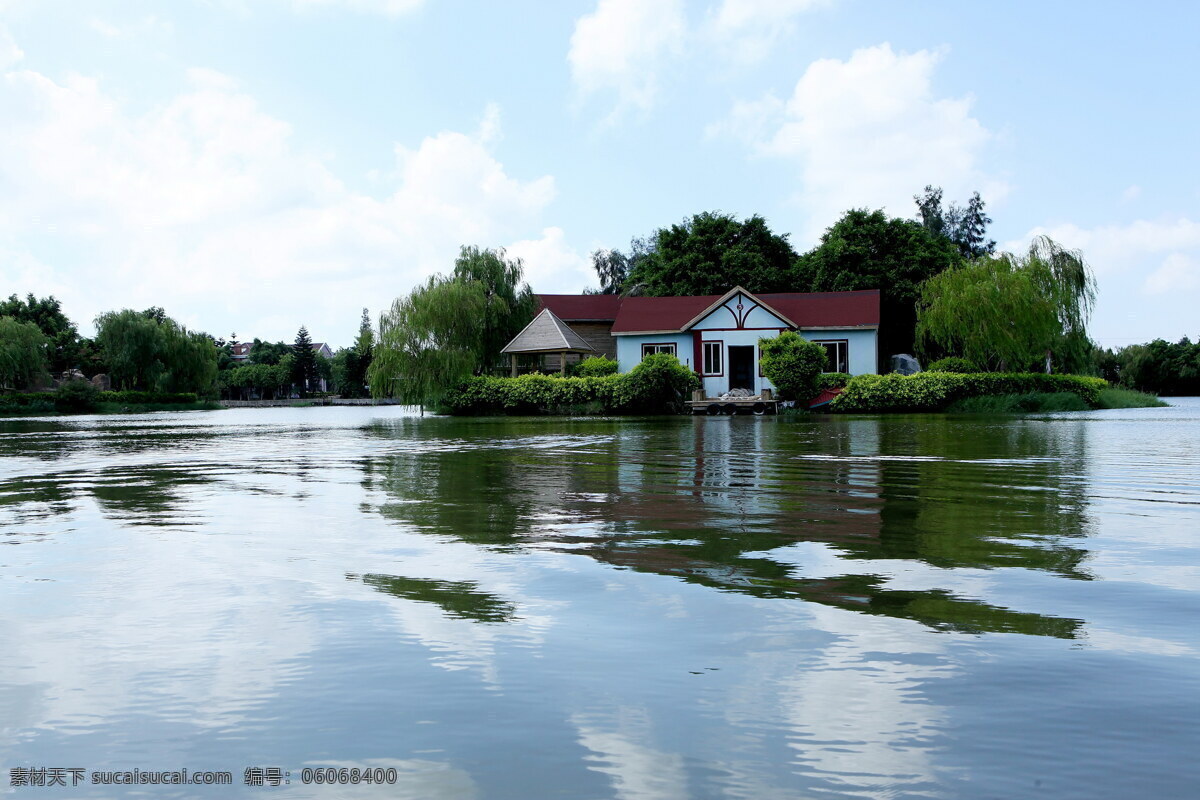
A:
[679, 286, 798, 332]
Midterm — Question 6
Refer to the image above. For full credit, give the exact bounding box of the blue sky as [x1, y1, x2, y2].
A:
[1, 0, 1197, 349]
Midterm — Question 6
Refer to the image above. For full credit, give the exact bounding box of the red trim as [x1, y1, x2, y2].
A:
[691, 331, 703, 376]
[701, 339, 724, 377]
[686, 326, 790, 332]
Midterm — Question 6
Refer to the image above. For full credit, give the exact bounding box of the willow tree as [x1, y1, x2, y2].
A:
[451, 246, 535, 371]
[917, 236, 1096, 372]
[0, 316, 50, 389]
[368, 276, 487, 410]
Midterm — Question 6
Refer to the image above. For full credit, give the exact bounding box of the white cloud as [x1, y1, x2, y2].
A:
[712, 43, 1001, 241]
[0, 56, 564, 345]
[706, 0, 831, 63]
[568, 0, 686, 117]
[506, 227, 593, 294]
[0, 25, 22, 69]
[1122, 184, 1142, 203]
[1013, 218, 1200, 278]
[1144, 253, 1200, 295]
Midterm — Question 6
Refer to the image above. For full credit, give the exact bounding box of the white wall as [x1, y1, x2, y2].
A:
[615, 333, 695, 372]
[798, 328, 877, 376]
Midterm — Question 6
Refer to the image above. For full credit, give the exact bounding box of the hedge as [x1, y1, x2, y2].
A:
[444, 353, 699, 415]
[0, 388, 201, 414]
[830, 372, 1108, 413]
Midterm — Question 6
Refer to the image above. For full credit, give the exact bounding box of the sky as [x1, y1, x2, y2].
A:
[0, 0, 1197, 349]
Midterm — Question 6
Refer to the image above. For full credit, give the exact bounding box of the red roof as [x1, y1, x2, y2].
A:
[537, 294, 621, 321]
[610, 295, 721, 333]
[757, 291, 879, 328]
[537, 289, 879, 332]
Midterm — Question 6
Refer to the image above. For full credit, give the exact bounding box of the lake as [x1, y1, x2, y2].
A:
[2, 401, 1199, 799]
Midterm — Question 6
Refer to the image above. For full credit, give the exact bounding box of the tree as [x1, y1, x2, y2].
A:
[758, 332, 827, 401]
[795, 209, 963, 366]
[589, 249, 629, 295]
[451, 246, 536, 371]
[0, 316, 51, 389]
[291, 326, 318, 395]
[94, 308, 217, 393]
[249, 338, 291, 366]
[333, 309, 375, 397]
[914, 186, 996, 259]
[624, 212, 799, 296]
[916, 236, 1097, 372]
[369, 276, 486, 409]
[0, 293, 81, 373]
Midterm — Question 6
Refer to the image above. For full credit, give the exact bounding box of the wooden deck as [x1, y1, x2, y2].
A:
[687, 397, 781, 415]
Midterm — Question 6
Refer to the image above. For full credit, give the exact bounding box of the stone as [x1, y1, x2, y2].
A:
[890, 354, 922, 375]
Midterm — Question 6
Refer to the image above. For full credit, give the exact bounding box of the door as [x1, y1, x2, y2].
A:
[728, 346, 755, 392]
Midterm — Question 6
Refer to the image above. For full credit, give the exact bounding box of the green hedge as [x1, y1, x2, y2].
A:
[99, 390, 199, 405]
[830, 372, 1108, 413]
[816, 373, 852, 390]
[568, 356, 619, 377]
[445, 353, 699, 415]
[0, 388, 201, 415]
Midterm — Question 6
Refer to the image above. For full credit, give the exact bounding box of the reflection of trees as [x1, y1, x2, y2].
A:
[357, 573, 517, 623]
[366, 415, 1094, 639]
[0, 465, 212, 527]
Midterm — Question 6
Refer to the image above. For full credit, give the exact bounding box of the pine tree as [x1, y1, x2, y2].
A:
[291, 325, 317, 395]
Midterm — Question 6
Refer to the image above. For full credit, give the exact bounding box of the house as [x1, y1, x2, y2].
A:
[537, 286, 879, 397]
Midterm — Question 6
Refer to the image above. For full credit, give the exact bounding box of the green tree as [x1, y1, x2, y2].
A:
[914, 186, 996, 258]
[369, 276, 487, 409]
[451, 246, 536, 371]
[249, 338, 291, 365]
[588, 249, 629, 295]
[291, 326, 318, 395]
[624, 212, 799, 296]
[916, 236, 1096, 372]
[795, 209, 963, 366]
[758, 331, 827, 401]
[0, 293, 81, 373]
[94, 308, 217, 393]
[335, 308, 374, 397]
[0, 316, 51, 389]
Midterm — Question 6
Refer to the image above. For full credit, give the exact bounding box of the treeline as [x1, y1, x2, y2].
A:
[0, 293, 375, 401]
[1094, 338, 1200, 396]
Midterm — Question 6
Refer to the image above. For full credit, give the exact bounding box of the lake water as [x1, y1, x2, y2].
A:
[2, 401, 1199, 799]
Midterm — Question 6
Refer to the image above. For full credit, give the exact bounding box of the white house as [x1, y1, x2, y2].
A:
[538, 286, 880, 397]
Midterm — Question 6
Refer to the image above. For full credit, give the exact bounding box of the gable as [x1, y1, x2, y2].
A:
[689, 291, 791, 331]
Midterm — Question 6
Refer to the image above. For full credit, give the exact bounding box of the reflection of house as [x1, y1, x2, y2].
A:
[538, 286, 879, 396]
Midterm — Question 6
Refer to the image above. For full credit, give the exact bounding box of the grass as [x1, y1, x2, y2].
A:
[947, 387, 1167, 414]
[946, 392, 1090, 414]
[1095, 387, 1168, 409]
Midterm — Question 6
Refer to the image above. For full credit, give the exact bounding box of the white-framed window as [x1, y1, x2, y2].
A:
[813, 340, 849, 373]
[641, 343, 676, 359]
[702, 341, 723, 375]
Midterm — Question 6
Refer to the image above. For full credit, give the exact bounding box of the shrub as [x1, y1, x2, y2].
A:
[614, 353, 700, 413]
[759, 332, 827, 401]
[925, 356, 978, 373]
[54, 381, 100, 413]
[816, 372, 852, 391]
[830, 372, 1108, 413]
[97, 390, 199, 405]
[443, 353, 698, 415]
[570, 356, 619, 377]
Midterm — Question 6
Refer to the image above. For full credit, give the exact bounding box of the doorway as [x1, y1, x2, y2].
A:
[728, 346, 755, 392]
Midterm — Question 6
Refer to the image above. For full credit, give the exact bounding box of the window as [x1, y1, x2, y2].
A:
[813, 340, 848, 373]
[702, 341, 722, 375]
[641, 343, 676, 359]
